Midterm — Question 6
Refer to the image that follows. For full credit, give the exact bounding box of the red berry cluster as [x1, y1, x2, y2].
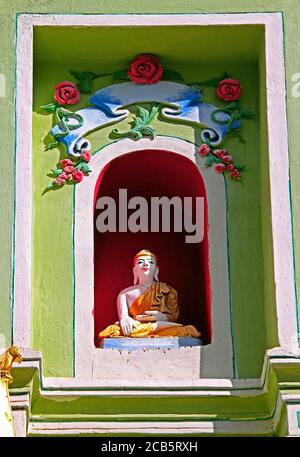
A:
[198, 144, 241, 180]
[52, 150, 91, 187]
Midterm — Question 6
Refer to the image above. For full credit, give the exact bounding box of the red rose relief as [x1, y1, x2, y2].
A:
[128, 54, 163, 85]
[72, 169, 84, 183]
[216, 79, 241, 102]
[198, 144, 210, 157]
[82, 151, 91, 162]
[60, 159, 73, 168]
[54, 81, 80, 105]
[215, 164, 227, 174]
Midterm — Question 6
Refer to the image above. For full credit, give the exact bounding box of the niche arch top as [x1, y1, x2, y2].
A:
[75, 136, 234, 380]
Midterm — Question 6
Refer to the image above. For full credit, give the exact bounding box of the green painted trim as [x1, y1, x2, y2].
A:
[281, 7, 300, 344]
[297, 411, 300, 428]
[29, 413, 275, 423]
[24, 374, 283, 425]
[25, 364, 282, 435]
[224, 177, 237, 378]
[269, 354, 300, 359]
[37, 384, 268, 392]
[17, 11, 284, 16]
[288, 180, 300, 343]
[72, 186, 76, 376]
[10, 13, 19, 345]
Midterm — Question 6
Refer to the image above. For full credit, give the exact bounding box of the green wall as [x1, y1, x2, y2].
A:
[1, 0, 299, 380]
[33, 56, 262, 376]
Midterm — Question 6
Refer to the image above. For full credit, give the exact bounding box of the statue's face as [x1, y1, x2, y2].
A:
[134, 255, 157, 283]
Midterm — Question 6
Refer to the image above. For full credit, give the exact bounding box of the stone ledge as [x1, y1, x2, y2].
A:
[99, 337, 202, 351]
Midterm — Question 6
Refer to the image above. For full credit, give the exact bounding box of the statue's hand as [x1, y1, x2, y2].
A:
[120, 316, 139, 336]
[144, 311, 169, 322]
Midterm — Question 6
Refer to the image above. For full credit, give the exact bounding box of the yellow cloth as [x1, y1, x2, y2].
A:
[0, 378, 15, 437]
[99, 282, 201, 338]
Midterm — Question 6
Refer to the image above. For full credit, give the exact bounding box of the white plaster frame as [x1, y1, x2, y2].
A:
[75, 137, 233, 380]
[13, 13, 298, 386]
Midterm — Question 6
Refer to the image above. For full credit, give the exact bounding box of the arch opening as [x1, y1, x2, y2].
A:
[93, 149, 212, 346]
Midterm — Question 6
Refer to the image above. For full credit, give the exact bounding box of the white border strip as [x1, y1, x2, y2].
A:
[28, 419, 273, 436]
[13, 15, 33, 346]
[74, 137, 233, 381]
[19, 12, 281, 27]
[286, 404, 300, 436]
[264, 15, 298, 348]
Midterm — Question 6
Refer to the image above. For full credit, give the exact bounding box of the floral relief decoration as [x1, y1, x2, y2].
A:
[42, 54, 254, 189]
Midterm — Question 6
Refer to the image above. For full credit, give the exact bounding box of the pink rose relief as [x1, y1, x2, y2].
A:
[230, 169, 241, 180]
[226, 164, 235, 171]
[215, 164, 227, 174]
[72, 169, 84, 183]
[60, 159, 73, 167]
[222, 155, 233, 164]
[82, 150, 91, 162]
[54, 177, 66, 186]
[64, 165, 75, 174]
[58, 171, 69, 180]
[214, 149, 224, 159]
[198, 144, 210, 156]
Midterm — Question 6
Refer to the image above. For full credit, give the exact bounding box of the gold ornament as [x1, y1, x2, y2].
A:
[0, 346, 22, 384]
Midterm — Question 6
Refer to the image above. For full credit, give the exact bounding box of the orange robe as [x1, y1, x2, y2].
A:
[99, 282, 201, 338]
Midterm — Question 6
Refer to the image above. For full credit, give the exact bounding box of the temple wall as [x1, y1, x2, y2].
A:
[1, 0, 300, 436]
[32, 58, 264, 377]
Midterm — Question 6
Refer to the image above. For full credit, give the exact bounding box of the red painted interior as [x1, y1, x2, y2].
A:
[94, 149, 212, 345]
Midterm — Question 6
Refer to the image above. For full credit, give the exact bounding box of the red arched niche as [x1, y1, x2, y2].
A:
[94, 149, 212, 345]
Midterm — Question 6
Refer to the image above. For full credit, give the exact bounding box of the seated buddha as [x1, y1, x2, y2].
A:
[99, 249, 201, 339]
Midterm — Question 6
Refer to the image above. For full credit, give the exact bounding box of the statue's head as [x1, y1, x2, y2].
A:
[133, 249, 159, 285]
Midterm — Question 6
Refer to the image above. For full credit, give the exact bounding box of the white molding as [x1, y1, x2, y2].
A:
[75, 137, 233, 381]
[28, 419, 274, 436]
[18, 12, 281, 27]
[13, 13, 298, 386]
[10, 393, 30, 437]
[13, 15, 33, 347]
[282, 394, 300, 402]
[41, 377, 262, 391]
[264, 14, 298, 349]
[8, 351, 289, 436]
[286, 404, 300, 436]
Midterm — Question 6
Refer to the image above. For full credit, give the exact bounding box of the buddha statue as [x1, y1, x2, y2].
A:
[99, 249, 201, 339]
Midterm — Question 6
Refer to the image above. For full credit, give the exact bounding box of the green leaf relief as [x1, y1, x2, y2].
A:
[112, 70, 129, 82]
[111, 104, 158, 140]
[51, 168, 63, 176]
[196, 71, 229, 88]
[80, 163, 92, 173]
[234, 163, 246, 171]
[241, 109, 255, 119]
[41, 103, 57, 113]
[205, 156, 217, 166]
[163, 69, 184, 81]
[45, 141, 59, 151]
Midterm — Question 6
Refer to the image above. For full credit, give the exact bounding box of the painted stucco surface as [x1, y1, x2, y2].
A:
[0, 0, 300, 382]
[32, 56, 263, 377]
